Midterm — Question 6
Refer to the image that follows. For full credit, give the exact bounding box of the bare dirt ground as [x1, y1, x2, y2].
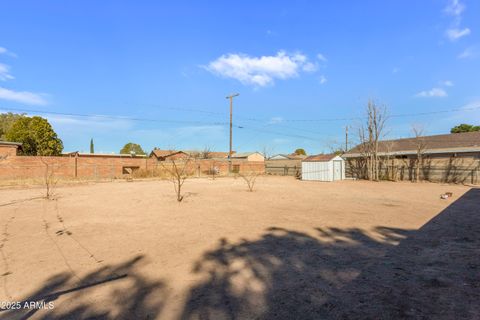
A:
[0, 177, 478, 319]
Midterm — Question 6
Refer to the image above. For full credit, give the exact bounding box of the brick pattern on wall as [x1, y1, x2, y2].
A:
[0, 156, 265, 180]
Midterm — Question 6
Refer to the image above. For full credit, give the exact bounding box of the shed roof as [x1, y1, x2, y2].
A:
[303, 154, 338, 162]
[344, 131, 480, 157]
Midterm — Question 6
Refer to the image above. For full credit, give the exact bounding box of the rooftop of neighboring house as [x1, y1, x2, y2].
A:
[230, 151, 263, 158]
[150, 149, 187, 159]
[269, 153, 307, 160]
[303, 154, 339, 162]
[183, 150, 234, 159]
[344, 131, 480, 157]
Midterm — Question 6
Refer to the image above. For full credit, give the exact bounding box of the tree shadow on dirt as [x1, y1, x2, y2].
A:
[335, 188, 480, 320]
[3, 255, 166, 320]
[181, 188, 480, 320]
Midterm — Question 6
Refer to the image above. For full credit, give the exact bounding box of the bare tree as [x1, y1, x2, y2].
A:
[357, 100, 388, 181]
[261, 145, 275, 160]
[201, 146, 212, 159]
[412, 125, 427, 183]
[239, 164, 260, 192]
[40, 157, 58, 199]
[161, 156, 193, 202]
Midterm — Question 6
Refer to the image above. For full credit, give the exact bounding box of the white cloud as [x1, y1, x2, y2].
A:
[302, 62, 318, 72]
[443, 0, 470, 41]
[444, 0, 465, 17]
[458, 46, 477, 59]
[440, 80, 454, 86]
[0, 63, 14, 81]
[317, 53, 328, 62]
[319, 75, 327, 84]
[46, 114, 133, 131]
[0, 47, 17, 58]
[392, 67, 400, 74]
[205, 51, 317, 87]
[0, 87, 48, 105]
[415, 87, 448, 98]
[446, 27, 471, 41]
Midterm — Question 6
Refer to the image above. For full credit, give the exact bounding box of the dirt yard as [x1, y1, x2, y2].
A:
[0, 177, 478, 319]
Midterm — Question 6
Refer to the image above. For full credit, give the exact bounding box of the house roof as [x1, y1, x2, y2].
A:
[287, 153, 308, 160]
[303, 154, 338, 162]
[344, 131, 480, 157]
[231, 152, 262, 158]
[150, 149, 187, 158]
[269, 153, 307, 160]
[269, 154, 290, 160]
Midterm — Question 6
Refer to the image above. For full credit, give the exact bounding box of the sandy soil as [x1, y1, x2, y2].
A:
[0, 177, 477, 319]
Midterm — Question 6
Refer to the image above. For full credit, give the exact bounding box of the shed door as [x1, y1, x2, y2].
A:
[333, 160, 342, 181]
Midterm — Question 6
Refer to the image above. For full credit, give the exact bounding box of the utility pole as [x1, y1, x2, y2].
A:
[226, 93, 239, 173]
[345, 126, 349, 152]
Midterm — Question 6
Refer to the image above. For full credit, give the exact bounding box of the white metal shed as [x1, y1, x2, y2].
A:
[301, 154, 345, 181]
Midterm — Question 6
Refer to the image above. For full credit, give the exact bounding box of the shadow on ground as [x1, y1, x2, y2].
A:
[3, 255, 166, 320]
[181, 188, 480, 320]
[5, 189, 479, 319]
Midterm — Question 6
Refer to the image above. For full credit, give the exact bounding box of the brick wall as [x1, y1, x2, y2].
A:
[0, 155, 265, 180]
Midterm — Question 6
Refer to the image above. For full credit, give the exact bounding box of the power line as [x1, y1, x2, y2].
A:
[0, 107, 230, 126]
[0, 106, 321, 141]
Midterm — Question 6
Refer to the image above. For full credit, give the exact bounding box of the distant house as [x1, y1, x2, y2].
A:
[343, 131, 480, 183]
[268, 154, 290, 160]
[0, 141, 22, 157]
[269, 153, 307, 160]
[230, 152, 265, 162]
[183, 150, 234, 159]
[150, 149, 190, 161]
[265, 153, 307, 176]
[302, 154, 345, 181]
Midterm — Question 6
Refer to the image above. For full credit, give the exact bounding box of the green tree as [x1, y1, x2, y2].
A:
[294, 148, 306, 155]
[90, 138, 94, 154]
[120, 142, 146, 155]
[450, 124, 480, 133]
[5, 116, 63, 156]
[0, 112, 25, 140]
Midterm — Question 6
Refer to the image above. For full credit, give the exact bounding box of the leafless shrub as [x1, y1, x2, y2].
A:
[207, 160, 219, 180]
[239, 165, 260, 192]
[40, 157, 58, 200]
[201, 146, 212, 159]
[161, 157, 193, 202]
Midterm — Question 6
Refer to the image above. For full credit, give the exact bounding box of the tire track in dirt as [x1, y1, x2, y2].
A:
[53, 199, 104, 265]
[41, 200, 82, 283]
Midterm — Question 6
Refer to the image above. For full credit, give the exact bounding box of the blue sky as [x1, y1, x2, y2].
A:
[0, 0, 479, 154]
